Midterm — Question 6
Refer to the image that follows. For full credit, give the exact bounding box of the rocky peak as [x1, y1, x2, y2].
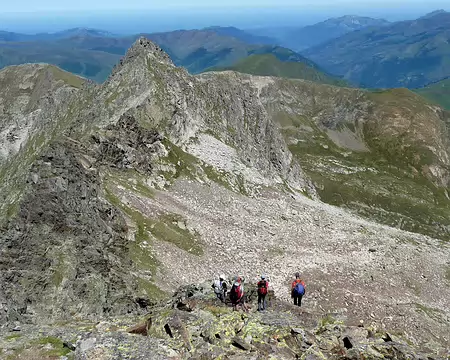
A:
[110, 37, 173, 77]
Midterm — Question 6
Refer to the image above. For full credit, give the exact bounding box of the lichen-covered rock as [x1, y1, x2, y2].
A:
[1, 283, 444, 359]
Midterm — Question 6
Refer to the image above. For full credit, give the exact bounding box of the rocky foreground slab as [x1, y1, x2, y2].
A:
[0, 283, 447, 359]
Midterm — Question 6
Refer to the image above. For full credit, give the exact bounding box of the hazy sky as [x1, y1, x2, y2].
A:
[2, 0, 450, 13]
[1, 0, 449, 33]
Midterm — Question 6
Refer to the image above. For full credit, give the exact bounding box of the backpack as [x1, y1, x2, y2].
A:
[258, 280, 268, 295]
[293, 282, 305, 296]
[213, 280, 222, 294]
[230, 284, 243, 302]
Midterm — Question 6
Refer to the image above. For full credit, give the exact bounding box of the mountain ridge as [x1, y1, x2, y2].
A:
[203, 25, 277, 45]
[0, 38, 449, 356]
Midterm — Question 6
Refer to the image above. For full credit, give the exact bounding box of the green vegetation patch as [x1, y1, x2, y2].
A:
[50, 66, 85, 89]
[51, 252, 68, 287]
[267, 246, 285, 257]
[103, 178, 203, 302]
[103, 183, 167, 302]
[415, 79, 450, 110]
[32, 336, 72, 357]
[319, 314, 338, 328]
[5, 334, 21, 341]
[136, 278, 167, 302]
[414, 303, 445, 322]
[204, 304, 230, 316]
[160, 139, 201, 183]
[160, 139, 243, 195]
[106, 169, 155, 199]
[103, 186, 159, 274]
[202, 164, 232, 191]
[106, 184, 203, 256]
[150, 214, 203, 256]
[210, 53, 348, 87]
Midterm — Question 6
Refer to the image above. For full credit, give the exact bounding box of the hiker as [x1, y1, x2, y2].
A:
[291, 272, 306, 307]
[212, 274, 228, 303]
[230, 280, 249, 312]
[257, 275, 269, 311]
[231, 275, 245, 288]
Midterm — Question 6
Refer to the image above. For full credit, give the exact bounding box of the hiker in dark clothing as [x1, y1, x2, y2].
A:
[291, 272, 305, 307]
[257, 275, 269, 311]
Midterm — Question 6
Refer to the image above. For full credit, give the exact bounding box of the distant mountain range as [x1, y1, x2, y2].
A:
[0, 27, 339, 84]
[303, 11, 450, 88]
[248, 15, 390, 51]
[203, 26, 276, 45]
[2, 10, 450, 90]
[0, 28, 116, 42]
[282, 15, 390, 51]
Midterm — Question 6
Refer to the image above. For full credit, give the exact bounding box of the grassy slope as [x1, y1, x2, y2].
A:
[415, 78, 450, 110]
[208, 54, 348, 86]
[290, 122, 450, 241]
[270, 84, 450, 241]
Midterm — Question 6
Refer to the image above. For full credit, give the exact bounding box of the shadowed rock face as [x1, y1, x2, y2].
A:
[0, 38, 449, 355]
[0, 141, 143, 324]
[90, 114, 163, 173]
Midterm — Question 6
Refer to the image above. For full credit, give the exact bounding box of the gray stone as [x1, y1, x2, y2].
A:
[78, 337, 97, 352]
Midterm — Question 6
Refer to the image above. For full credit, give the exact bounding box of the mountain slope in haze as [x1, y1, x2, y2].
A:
[284, 15, 390, 51]
[0, 31, 28, 42]
[43, 27, 117, 40]
[203, 26, 277, 45]
[0, 39, 449, 355]
[415, 77, 450, 110]
[0, 27, 116, 42]
[210, 53, 348, 86]
[419, 9, 447, 19]
[250, 15, 390, 52]
[0, 40, 121, 82]
[303, 11, 450, 88]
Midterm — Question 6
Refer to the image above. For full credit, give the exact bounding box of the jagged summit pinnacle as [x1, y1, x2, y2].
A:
[110, 37, 174, 77]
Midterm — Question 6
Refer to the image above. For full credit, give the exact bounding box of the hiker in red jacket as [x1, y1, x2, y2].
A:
[257, 275, 269, 311]
[230, 278, 249, 312]
[291, 272, 306, 307]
